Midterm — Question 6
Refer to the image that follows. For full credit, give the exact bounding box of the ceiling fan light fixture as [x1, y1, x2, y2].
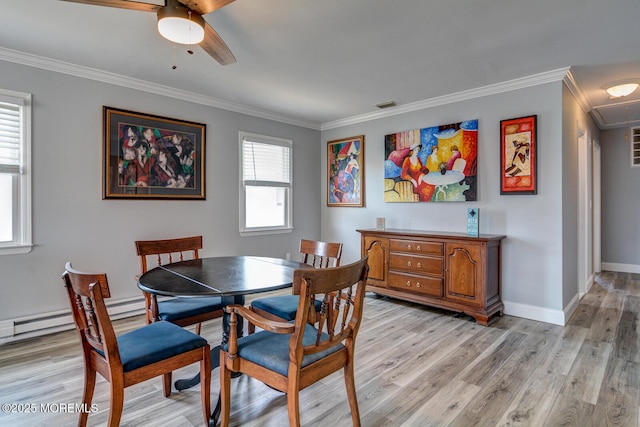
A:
[157, 5, 205, 45]
[603, 79, 639, 98]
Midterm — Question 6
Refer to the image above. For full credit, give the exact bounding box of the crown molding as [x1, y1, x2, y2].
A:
[1, 47, 581, 133]
[0, 47, 321, 130]
[563, 69, 592, 114]
[321, 67, 571, 130]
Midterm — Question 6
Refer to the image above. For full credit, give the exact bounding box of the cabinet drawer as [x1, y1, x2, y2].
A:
[388, 272, 443, 297]
[389, 239, 443, 255]
[389, 254, 443, 276]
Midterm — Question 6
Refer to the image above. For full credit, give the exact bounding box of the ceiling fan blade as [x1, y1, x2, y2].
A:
[60, 0, 161, 13]
[200, 22, 236, 65]
[179, 0, 234, 15]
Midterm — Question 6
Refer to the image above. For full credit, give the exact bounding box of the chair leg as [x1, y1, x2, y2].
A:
[200, 348, 211, 427]
[286, 378, 301, 427]
[108, 379, 125, 427]
[163, 372, 172, 397]
[344, 361, 361, 427]
[79, 365, 96, 427]
[220, 350, 232, 427]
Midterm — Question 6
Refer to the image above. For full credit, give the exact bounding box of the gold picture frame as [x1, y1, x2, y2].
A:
[327, 135, 365, 207]
[103, 106, 205, 199]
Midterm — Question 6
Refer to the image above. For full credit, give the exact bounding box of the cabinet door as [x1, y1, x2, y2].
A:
[445, 243, 482, 306]
[363, 236, 387, 285]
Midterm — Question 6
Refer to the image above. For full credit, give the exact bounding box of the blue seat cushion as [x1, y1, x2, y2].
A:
[251, 295, 322, 321]
[96, 321, 208, 372]
[158, 296, 224, 322]
[228, 323, 343, 376]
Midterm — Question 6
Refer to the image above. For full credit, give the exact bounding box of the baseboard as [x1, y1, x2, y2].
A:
[563, 293, 580, 324]
[503, 300, 567, 326]
[579, 273, 594, 299]
[0, 297, 146, 344]
[601, 262, 640, 274]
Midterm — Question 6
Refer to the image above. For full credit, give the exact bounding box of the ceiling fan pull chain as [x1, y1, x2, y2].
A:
[187, 10, 195, 55]
[172, 44, 177, 70]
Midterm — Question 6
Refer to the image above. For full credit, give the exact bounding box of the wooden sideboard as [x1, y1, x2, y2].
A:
[357, 228, 506, 325]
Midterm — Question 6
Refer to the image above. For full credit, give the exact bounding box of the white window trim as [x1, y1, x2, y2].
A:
[0, 89, 32, 255]
[239, 131, 293, 236]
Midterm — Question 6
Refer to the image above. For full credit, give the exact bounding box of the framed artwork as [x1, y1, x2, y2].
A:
[500, 115, 537, 195]
[383, 120, 478, 202]
[327, 135, 364, 207]
[103, 106, 205, 199]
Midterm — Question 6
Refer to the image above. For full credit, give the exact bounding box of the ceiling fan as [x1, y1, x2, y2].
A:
[61, 0, 236, 65]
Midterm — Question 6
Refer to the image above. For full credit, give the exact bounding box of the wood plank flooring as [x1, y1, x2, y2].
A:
[0, 271, 638, 426]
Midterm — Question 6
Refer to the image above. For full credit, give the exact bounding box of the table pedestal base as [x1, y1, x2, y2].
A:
[174, 295, 245, 426]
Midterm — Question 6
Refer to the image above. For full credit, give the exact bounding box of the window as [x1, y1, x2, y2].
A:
[632, 126, 640, 167]
[240, 132, 292, 235]
[0, 89, 32, 254]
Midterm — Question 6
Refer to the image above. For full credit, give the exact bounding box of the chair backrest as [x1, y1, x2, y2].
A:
[299, 239, 343, 268]
[452, 158, 466, 172]
[62, 262, 121, 367]
[135, 236, 203, 274]
[291, 257, 369, 363]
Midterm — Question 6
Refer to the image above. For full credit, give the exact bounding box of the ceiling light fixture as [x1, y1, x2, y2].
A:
[157, 2, 205, 45]
[603, 79, 639, 98]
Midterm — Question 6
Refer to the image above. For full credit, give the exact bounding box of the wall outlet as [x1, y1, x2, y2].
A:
[285, 252, 291, 260]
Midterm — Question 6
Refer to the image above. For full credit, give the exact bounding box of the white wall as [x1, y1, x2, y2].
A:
[0, 60, 321, 322]
[321, 81, 573, 324]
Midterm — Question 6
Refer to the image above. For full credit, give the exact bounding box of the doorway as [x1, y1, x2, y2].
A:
[577, 127, 601, 297]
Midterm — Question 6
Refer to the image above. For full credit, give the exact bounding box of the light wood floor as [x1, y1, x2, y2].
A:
[1, 271, 638, 426]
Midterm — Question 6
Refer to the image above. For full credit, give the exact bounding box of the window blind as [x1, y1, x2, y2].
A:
[242, 138, 291, 185]
[0, 101, 21, 173]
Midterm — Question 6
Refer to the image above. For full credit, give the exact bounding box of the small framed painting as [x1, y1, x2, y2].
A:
[327, 135, 365, 207]
[500, 115, 537, 195]
[103, 106, 205, 199]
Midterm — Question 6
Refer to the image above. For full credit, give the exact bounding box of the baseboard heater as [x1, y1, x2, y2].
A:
[0, 296, 146, 344]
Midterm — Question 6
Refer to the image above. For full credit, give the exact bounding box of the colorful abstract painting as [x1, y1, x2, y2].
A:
[384, 120, 478, 202]
[327, 135, 364, 207]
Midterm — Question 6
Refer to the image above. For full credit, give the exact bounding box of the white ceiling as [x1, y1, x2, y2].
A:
[1, 0, 639, 130]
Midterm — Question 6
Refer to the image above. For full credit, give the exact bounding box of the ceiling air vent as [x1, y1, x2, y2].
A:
[375, 101, 396, 109]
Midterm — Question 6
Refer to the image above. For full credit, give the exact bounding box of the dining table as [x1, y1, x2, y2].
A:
[137, 255, 310, 426]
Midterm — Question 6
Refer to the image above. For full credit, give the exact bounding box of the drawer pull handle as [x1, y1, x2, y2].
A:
[416, 282, 421, 288]
[417, 262, 422, 268]
[406, 280, 411, 287]
[417, 245, 421, 251]
[407, 261, 412, 267]
[407, 244, 412, 250]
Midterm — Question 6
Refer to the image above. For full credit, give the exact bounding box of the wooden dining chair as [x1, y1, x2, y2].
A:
[220, 257, 369, 426]
[247, 239, 343, 333]
[62, 262, 211, 427]
[135, 236, 224, 335]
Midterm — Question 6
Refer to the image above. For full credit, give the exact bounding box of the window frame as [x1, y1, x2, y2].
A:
[0, 89, 32, 255]
[239, 131, 293, 236]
